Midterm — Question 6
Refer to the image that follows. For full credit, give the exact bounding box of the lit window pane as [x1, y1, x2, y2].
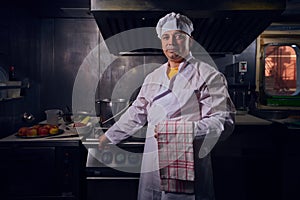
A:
[264, 45, 297, 96]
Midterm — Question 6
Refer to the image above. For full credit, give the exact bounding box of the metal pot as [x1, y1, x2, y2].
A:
[95, 98, 131, 127]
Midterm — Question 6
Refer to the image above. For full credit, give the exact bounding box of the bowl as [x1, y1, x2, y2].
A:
[74, 122, 92, 135]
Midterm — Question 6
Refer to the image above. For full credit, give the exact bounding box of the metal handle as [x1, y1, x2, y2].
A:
[101, 103, 131, 125]
[82, 140, 145, 148]
[86, 177, 139, 180]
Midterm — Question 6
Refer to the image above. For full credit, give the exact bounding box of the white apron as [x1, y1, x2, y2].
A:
[105, 55, 235, 200]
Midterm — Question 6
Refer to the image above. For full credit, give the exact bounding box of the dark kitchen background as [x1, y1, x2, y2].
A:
[0, 0, 261, 136]
[0, 0, 300, 200]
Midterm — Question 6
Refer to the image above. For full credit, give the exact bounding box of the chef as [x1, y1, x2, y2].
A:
[99, 12, 235, 200]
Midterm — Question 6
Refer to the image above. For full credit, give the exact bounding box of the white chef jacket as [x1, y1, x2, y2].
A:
[105, 53, 236, 200]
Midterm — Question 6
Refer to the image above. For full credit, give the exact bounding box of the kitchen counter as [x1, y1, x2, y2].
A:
[1, 114, 272, 143]
[0, 132, 82, 142]
[0, 124, 84, 142]
[235, 113, 272, 126]
[270, 117, 300, 130]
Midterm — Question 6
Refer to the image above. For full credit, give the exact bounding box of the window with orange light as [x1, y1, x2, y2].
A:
[264, 44, 298, 96]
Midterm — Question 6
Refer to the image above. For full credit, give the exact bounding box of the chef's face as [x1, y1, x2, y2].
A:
[161, 30, 192, 62]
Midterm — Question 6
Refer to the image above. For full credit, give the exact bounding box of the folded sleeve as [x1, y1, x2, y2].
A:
[105, 90, 149, 144]
[194, 72, 236, 158]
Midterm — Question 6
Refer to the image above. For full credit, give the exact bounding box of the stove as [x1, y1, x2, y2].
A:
[83, 138, 144, 177]
[82, 128, 145, 200]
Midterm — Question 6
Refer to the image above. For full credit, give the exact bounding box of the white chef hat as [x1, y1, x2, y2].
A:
[156, 12, 194, 39]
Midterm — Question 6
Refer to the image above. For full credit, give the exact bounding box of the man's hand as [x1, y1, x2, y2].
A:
[98, 134, 110, 149]
[154, 125, 158, 139]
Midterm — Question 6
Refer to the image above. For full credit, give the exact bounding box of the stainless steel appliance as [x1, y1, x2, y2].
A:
[95, 98, 131, 128]
[90, 0, 286, 55]
[83, 138, 144, 200]
[84, 87, 146, 199]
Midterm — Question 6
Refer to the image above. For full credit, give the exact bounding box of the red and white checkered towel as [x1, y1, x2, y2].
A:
[157, 120, 195, 193]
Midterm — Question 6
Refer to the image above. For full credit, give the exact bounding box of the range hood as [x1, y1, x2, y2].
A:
[91, 0, 286, 54]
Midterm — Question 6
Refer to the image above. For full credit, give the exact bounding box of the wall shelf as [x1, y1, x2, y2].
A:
[0, 85, 25, 90]
[0, 84, 28, 101]
[0, 96, 23, 102]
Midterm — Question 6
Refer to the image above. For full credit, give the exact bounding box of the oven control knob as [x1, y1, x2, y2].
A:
[128, 153, 140, 164]
[115, 152, 126, 164]
[101, 151, 113, 164]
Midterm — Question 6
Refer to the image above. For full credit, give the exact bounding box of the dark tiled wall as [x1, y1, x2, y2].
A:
[0, 13, 257, 138]
[0, 15, 41, 137]
[0, 16, 168, 137]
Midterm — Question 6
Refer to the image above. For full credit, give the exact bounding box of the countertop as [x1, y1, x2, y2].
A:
[235, 114, 272, 126]
[0, 114, 273, 142]
[0, 125, 83, 142]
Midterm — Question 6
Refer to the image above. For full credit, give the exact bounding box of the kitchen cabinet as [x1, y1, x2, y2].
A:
[1, 114, 298, 200]
[211, 114, 285, 200]
[282, 128, 300, 200]
[0, 136, 87, 200]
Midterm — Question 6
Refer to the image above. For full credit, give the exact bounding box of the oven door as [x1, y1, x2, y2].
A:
[83, 139, 144, 200]
[86, 177, 140, 200]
